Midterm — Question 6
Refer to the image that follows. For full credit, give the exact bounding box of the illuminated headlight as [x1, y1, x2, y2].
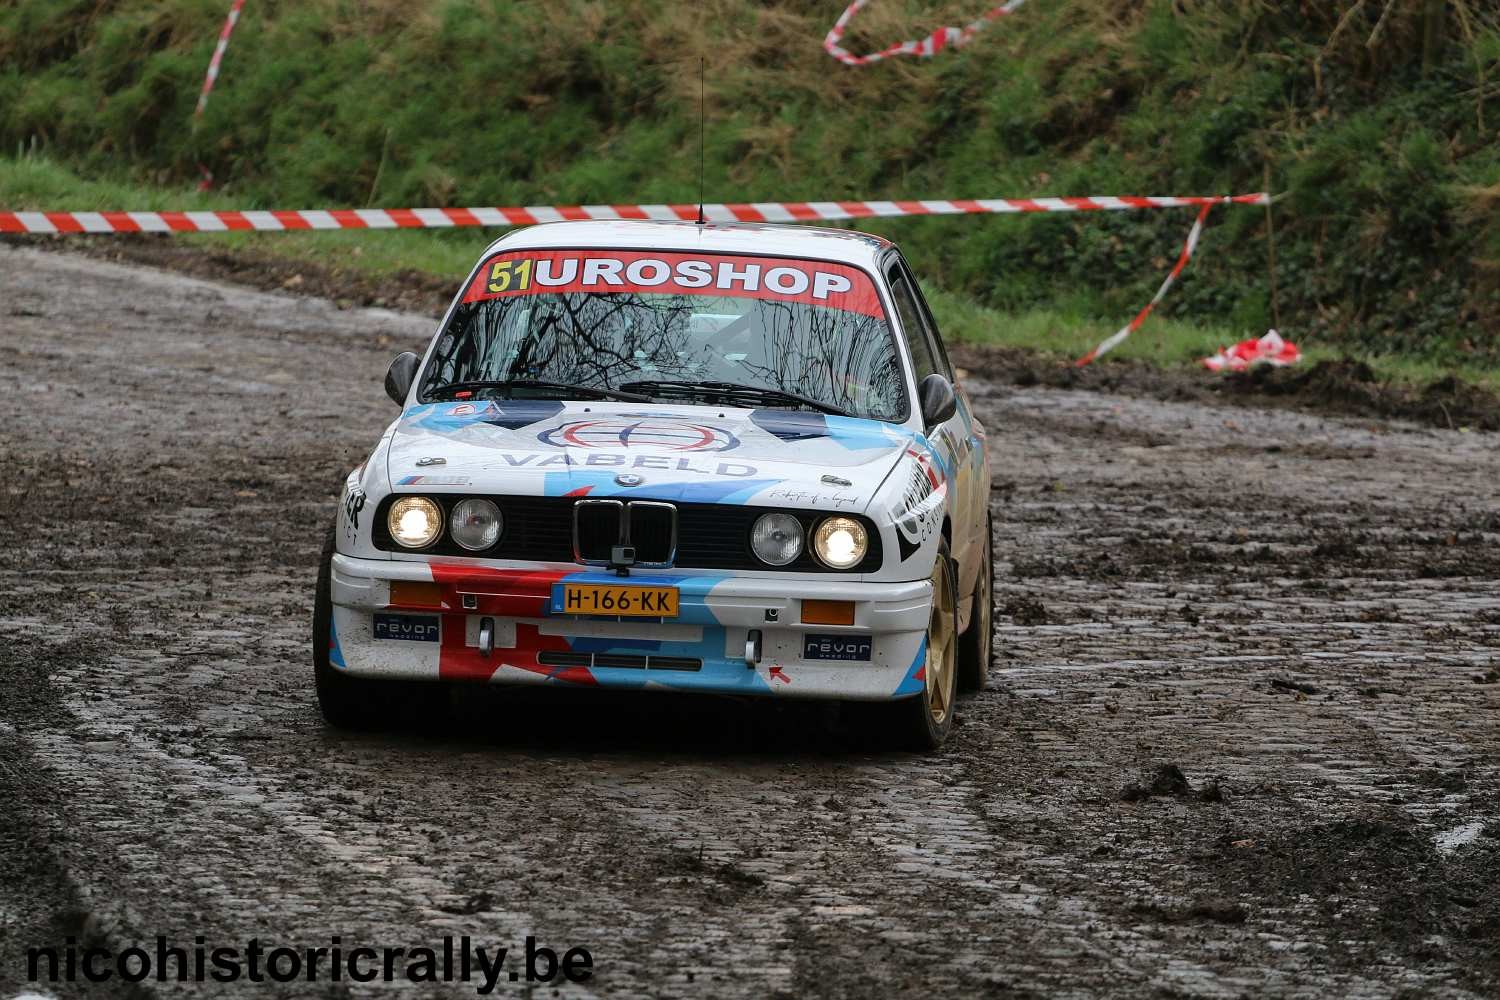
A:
[813, 516, 868, 569]
[450, 498, 502, 551]
[387, 496, 443, 549]
[751, 512, 803, 566]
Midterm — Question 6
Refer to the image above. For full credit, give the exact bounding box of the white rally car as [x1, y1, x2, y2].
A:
[315, 221, 993, 748]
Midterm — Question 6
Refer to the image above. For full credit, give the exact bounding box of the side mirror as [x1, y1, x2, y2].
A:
[384, 352, 420, 407]
[918, 373, 957, 427]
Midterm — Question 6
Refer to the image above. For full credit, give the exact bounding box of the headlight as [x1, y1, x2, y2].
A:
[450, 498, 502, 551]
[387, 496, 443, 549]
[813, 516, 868, 569]
[751, 512, 803, 566]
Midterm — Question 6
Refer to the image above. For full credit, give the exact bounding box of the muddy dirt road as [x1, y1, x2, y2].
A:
[2, 244, 1498, 999]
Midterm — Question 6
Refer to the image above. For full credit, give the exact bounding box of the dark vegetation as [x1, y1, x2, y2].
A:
[1, 0, 1497, 363]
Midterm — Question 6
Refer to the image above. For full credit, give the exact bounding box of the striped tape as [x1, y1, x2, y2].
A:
[1203, 330, 1301, 372]
[1075, 203, 1214, 366]
[0, 194, 1264, 367]
[824, 0, 1028, 66]
[192, 0, 247, 190]
[0, 194, 1266, 234]
[194, 0, 246, 118]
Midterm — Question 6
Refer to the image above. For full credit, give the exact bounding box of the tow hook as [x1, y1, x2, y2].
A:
[478, 617, 495, 658]
[744, 628, 762, 668]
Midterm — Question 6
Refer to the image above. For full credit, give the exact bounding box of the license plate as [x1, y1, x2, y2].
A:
[557, 584, 678, 618]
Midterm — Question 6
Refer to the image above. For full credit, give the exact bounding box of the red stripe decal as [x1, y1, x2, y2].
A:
[462, 249, 887, 318]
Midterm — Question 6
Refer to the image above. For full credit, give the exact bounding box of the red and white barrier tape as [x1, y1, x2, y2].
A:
[0, 194, 1264, 234]
[0, 193, 1265, 366]
[824, 0, 1028, 66]
[194, 0, 246, 117]
[1075, 202, 1213, 366]
[1203, 330, 1301, 372]
[192, 0, 246, 190]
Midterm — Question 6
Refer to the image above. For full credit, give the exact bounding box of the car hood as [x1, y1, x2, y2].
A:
[384, 400, 920, 512]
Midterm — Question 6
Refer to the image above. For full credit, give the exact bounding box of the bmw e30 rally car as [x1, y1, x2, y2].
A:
[314, 220, 993, 749]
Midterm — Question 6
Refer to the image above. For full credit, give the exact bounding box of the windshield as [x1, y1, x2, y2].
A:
[420, 248, 908, 421]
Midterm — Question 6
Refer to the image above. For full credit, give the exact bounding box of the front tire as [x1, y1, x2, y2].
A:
[957, 513, 994, 691]
[876, 539, 959, 751]
[313, 528, 396, 730]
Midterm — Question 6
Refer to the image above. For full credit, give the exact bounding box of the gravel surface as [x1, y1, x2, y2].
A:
[2, 243, 1498, 999]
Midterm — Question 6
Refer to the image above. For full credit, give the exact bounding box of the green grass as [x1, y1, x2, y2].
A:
[0, 153, 478, 278]
[927, 285, 1245, 365]
[7, 152, 1495, 395]
[933, 285, 1500, 391]
[1352, 353, 1500, 394]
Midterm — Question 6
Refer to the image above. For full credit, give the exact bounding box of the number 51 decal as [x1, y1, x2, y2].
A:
[487, 258, 533, 293]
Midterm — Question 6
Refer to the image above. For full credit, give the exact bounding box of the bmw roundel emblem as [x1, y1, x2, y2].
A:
[614, 473, 645, 487]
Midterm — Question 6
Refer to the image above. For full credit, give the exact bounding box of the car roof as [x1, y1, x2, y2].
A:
[480, 220, 894, 270]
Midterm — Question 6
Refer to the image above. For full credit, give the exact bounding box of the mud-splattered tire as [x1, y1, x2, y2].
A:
[313, 528, 391, 730]
[957, 513, 994, 692]
[871, 539, 958, 752]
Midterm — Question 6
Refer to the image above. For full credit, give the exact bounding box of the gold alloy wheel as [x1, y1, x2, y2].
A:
[926, 555, 957, 725]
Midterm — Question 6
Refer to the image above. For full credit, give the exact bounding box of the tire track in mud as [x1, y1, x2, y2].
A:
[966, 381, 1500, 996]
[2, 244, 1498, 998]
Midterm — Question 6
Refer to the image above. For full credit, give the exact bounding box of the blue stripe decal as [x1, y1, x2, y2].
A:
[568, 636, 662, 653]
[823, 415, 911, 452]
[892, 637, 927, 698]
[542, 470, 782, 503]
[329, 615, 346, 670]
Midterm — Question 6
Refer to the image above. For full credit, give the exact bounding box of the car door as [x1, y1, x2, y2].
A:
[904, 262, 989, 590]
[883, 252, 981, 600]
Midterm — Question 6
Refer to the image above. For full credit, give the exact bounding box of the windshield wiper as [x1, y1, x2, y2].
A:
[620, 380, 851, 417]
[426, 379, 650, 403]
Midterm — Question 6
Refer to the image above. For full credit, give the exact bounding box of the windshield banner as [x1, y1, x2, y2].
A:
[461, 250, 885, 318]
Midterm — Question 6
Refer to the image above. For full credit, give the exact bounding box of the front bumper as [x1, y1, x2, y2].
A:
[327, 554, 932, 701]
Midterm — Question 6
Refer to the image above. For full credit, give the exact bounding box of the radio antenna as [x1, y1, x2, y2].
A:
[696, 57, 706, 226]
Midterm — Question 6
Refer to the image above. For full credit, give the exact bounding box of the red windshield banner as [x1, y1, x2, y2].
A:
[461, 250, 885, 318]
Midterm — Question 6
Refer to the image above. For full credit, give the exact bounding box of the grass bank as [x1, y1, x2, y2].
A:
[1, 0, 1497, 369]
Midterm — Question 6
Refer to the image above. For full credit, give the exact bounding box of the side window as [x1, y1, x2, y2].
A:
[887, 269, 936, 382]
[904, 266, 954, 380]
